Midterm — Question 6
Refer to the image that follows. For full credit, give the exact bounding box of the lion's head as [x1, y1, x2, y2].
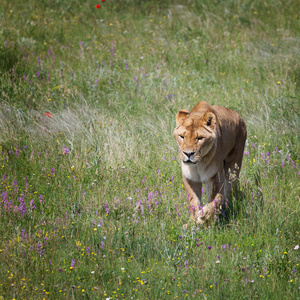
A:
[173, 106, 218, 164]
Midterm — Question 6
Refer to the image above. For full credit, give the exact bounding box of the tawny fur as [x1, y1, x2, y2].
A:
[173, 101, 247, 226]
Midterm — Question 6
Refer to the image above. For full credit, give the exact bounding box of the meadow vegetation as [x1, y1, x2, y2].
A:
[0, 0, 299, 299]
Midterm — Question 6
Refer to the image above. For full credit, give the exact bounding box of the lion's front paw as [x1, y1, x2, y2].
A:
[196, 194, 222, 226]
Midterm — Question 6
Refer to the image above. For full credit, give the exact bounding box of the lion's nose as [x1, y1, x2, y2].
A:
[183, 151, 195, 158]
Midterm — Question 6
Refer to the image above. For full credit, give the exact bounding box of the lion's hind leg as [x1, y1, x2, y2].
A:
[223, 139, 246, 199]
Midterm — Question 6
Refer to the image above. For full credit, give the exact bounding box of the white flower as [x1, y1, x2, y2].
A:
[294, 245, 299, 250]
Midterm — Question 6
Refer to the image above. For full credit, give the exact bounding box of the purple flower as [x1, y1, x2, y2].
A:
[29, 199, 36, 210]
[179, 235, 182, 239]
[244, 150, 250, 157]
[100, 241, 105, 249]
[71, 259, 75, 268]
[59, 268, 63, 272]
[207, 246, 212, 250]
[222, 244, 229, 250]
[63, 146, 69, 154]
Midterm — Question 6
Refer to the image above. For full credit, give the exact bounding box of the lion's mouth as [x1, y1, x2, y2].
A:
[183, 159, 197, 164]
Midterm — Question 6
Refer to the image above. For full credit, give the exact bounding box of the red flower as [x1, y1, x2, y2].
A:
[101, 0, 105, 2]
[44, 112, 53, 118]
[95, 4, 100, 8]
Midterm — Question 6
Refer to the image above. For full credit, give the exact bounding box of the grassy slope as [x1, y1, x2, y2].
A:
[0, 0, 299, 299]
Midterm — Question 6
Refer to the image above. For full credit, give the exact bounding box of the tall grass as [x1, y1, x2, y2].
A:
[0, 0, 299, 299]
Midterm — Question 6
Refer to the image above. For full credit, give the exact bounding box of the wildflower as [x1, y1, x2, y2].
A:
[44, 112, 53, 118]
[184, 260, 188, 268]
[294, 245, 299, 250]
[95, 4, 100, 9]
[70, 259, 75, 269]
[207, 246, 212, 250]
[100, 241, 105, 249]
[221, 244, 229, 250]
[29, 199, 36, 210]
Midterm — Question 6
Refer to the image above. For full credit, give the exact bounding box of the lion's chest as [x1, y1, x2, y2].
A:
[181, 161, 218, 183]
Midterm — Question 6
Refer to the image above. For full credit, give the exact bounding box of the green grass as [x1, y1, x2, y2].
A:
[0, 0, 299, 299]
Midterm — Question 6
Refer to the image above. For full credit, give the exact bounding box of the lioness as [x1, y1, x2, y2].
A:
[173, 101, 247, 225]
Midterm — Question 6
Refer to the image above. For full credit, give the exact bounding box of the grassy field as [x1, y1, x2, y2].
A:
[0, 0, 299, 299]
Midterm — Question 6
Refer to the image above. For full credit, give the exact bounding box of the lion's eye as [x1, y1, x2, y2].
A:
[198, 137, 204, 141]
[179, 135, 184, 140]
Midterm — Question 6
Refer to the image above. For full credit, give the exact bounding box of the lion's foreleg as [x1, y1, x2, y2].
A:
[196, 172, 224, 226]
[182, 175, 202, 221]
[205, 172, 225, 203]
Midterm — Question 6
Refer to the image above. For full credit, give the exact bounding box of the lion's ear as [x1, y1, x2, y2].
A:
[176, 109, 190, 125]
[202, 112, 216, 131]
